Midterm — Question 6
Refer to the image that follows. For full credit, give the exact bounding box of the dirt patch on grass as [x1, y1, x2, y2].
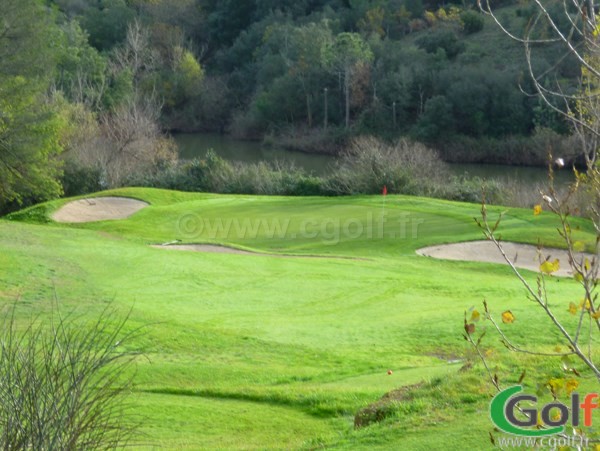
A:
[52, 197, 149, 223]
[416, 240, 595, 277]
[152, 244, 368, 260]
[354, 382, 424, 429]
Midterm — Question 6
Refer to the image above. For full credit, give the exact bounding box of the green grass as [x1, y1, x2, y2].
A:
[2, 188, 599, 449]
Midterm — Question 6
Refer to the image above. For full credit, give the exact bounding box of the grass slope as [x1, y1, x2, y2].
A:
[2, 188, 598, 449]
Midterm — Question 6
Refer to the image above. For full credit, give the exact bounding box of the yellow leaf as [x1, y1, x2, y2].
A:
[533, 204, 542, 216]
[566, 379, 579, 395]
[540, 259, 560, 274]
[580, 298, 591, 311]
[569, 302, 578, 315]
[574, 272, 584, 282]
[591, 310, 600, 320]
[548, 378, 564, 394]
[573, 241, 585, 252]
[585, 258, 591, 272]
[502, 310, 515, 324]
[470, 309, 481, 322]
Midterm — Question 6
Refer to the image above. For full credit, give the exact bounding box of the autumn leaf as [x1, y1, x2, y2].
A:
[501, 310, 515, 324]
[580, 298, 591, 311]
[540, 259, 560, 274]
[470, 309, 481, 322]
[566, 379, 579, 395]
[574, 272, 584, 282]
[561, 355, 572, 371]
[536, 412, 544, 428]
[569, 302, 578, 315]
[585, 258, 591, 272]
[533, 204, 542, 216]
[591, 310, 600, 320]
[548, 378, 564, 396]
[465, 323, 475, 335]
[573, 241, 585, 252]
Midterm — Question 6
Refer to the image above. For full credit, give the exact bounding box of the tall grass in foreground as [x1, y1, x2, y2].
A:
[0, 303, 140, 449]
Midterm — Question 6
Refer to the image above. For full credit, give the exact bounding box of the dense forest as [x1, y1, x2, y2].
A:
[49, 0, 570, 146]
[0, 0, 581, 212]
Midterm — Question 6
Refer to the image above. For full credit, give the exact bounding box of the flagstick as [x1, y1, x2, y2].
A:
[381, 186, 387, 238]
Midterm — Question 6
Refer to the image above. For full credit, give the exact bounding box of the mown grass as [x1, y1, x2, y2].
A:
[2, 188, 599, 449]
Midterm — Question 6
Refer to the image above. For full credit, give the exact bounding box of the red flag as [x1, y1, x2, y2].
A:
[382, 185, 388, 196]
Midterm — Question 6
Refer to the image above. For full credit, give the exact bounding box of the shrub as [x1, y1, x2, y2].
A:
[415, 30, 465, 58]
[0, 303, 139, 449]
[61, 160, 103, 197]
[460, 11, 484, 34]
[326, 136, 449, 196]
[440, 175, 505, 204]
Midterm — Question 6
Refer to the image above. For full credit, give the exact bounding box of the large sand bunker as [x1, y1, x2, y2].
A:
[417, 240, 595, 277]
[52, 197, 149, 223]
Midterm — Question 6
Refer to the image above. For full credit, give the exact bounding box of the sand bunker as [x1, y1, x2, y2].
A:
[152, 244, 366, 260]
[417, 240, 595, 277]
[52, 197, 149, 223]
[152, 244, 255, 255]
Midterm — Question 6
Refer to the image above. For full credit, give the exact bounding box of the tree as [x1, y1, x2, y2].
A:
[416, 95, 455, 140]
[256, 21, 333, 128]
[0, 0, 64, 211]
[81, 0, 135, 51]
[324, 32, 374, 128]
[465, 0, 600, 444]
[55, 19, 108, 111]
[480, 0, 598, 167]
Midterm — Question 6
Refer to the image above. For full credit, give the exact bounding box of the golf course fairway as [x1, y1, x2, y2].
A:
[2, 188, 598, 449]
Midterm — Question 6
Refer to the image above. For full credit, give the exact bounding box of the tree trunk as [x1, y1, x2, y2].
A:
[344, 66, 350, 128]
[306, 93, 312, 128]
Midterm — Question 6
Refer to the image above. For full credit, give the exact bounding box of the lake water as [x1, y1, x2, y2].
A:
[173, 132, 574, 185]
[174, 133, 333, 175]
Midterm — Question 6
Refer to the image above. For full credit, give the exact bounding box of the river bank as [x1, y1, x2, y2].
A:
[172, 132, 574, 188]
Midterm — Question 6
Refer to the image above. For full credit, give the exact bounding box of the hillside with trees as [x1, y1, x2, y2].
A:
[0, 0, 582, 212]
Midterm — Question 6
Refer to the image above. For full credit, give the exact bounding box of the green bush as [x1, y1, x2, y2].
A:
[326, 136, 448, 196]
[460, 11, 484, 34]
[440, 175, 505, 204]
[123, 137, 532, 207]
[415, 30, 465, 59]
[61, 161, 104, 197]
[128, 150, 326, 197]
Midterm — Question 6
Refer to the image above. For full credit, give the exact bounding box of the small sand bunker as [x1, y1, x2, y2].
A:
[152, 244, 366, 260]
[417, 240, 595, 277]
[52, 197, 149, 223]
[152, 244, 255, 255]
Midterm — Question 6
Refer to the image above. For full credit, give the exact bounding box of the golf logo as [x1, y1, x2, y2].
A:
[490, 385, 599, 437]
